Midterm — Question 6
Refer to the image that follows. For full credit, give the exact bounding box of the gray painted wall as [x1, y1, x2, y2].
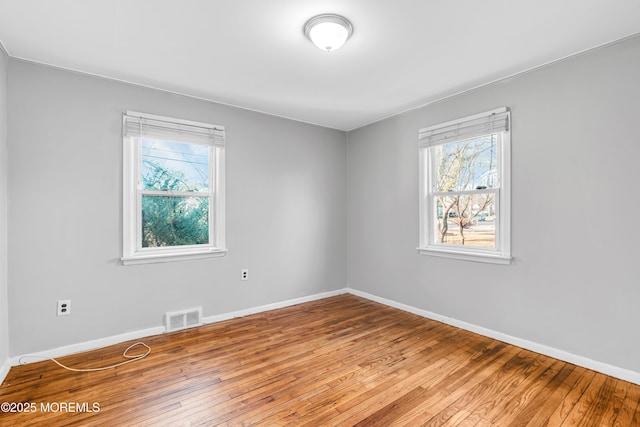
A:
[7, 60, 347, 356]
[5, 33, 640, 378]
[347, 35, 640, 373]
[0, 46, 8, 365]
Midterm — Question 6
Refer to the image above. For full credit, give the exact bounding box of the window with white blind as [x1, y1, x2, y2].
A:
[418, 108, 511, 264]
[122, 111, 227, 265]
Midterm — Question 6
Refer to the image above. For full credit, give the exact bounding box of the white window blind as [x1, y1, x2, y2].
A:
[124, 111, 225, 147]
[419, 108, 509, 148]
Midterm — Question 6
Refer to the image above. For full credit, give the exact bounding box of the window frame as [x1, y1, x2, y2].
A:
[418, 108, 511, 264]
[122, 111, 227, 265]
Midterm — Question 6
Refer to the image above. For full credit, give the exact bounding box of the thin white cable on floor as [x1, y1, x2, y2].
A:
[19, 342, 151, 372]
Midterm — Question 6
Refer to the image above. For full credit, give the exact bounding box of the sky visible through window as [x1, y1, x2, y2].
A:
[435, 135, 496, 192]
[141, 138, 209, 192]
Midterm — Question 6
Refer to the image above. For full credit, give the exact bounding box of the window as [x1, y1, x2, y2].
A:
[418, 108, 511, 264]
[122, 111, 226, 265]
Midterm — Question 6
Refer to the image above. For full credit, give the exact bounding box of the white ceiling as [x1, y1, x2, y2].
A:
[1, 1, 640, 131]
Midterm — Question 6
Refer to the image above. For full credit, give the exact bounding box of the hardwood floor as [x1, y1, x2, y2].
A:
[1, 294, 639, 426]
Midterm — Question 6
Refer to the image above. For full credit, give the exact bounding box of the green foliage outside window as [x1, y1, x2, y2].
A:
[141, 159, 210, 247]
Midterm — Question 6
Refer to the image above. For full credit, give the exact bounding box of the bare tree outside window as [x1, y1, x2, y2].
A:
[434, 135, 497, 247]
[419, 108, 510, 264]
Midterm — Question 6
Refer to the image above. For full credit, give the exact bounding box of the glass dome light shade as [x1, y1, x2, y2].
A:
[304, 14, 353, 52]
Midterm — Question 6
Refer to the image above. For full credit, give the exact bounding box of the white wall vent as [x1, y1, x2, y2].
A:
[164, 307, 203, 333]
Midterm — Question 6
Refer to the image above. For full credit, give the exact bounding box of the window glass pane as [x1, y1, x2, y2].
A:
[141, 196, 209, 247]
[141, 138, 209, 192]
[434, 134, 497, 192]
[434, 194, 495, 247]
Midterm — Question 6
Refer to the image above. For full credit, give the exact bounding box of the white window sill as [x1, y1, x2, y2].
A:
[417, 247, 512, 265]
[122, 249, 228, 265]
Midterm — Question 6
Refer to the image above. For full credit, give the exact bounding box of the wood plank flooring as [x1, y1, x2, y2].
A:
[1, 294, 638, 426]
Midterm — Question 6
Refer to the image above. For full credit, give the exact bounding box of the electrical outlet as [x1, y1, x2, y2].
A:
[57, 300, 71, 316]
[241, 269, 249, 281]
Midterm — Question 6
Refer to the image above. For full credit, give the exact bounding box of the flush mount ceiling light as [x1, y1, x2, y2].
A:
[303, 14, 353, 52]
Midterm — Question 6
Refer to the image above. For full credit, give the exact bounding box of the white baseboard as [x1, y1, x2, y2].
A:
[0, 357, 10, 385]
[203, 288, 348, 324]
[347, 287, 640, 386]
[11, 286, 637, 386]
[10, 288, 349, 368]
[11, 326, 165, 367]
